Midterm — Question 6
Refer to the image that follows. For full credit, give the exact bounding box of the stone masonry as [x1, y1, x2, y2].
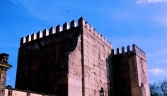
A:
[0, 53, 12, 96]
[15, 17, 150, 96]
[112, 45, 150, 96]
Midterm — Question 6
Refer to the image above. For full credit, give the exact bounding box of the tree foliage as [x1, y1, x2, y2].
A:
[150, 79, 167, 96]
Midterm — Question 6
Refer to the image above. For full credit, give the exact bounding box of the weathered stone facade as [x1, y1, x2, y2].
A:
[0, 53, 12, 96]
[5, 86, 57, 96]
[112, 45, 150, 96]
[15, 17, 150, 96]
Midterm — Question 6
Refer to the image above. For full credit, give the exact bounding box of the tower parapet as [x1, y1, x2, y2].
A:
[112, 44, 146, 59]
[31, 33, 36, 40]
[26, 35, 31, 42]
[20, 17, 112, 48]
[81, 18, 112, 48]
[43, 29, 49, 37]
[63, 22, 69, 31]
[20, 37, 26, 45]
[49, 27, 55, 35]
[132, 44, 146, 59]
[112, 45, 149, 96]
[70, 20, 77, 28]
[78, 17, 85, 26]
[56, 25, 62, 32]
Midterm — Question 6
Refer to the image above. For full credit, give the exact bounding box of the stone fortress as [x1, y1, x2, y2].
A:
[1, 17, 150, 96]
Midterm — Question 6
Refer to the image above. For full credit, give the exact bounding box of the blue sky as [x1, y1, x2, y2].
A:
[1, 0, 167, 87]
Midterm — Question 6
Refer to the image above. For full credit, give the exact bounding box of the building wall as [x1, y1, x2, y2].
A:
[68, 34, 82, 96]
[0, 68, 7, 96]
[112, 48, 132, 96]
[4, 89, 57, 96]
[82, 24, 112, 96]
[16, 25, 82, 95]
[112, 45, 150, 96]
[16, 17, 112, 96]
[5, 89, 27, 96]
[15, 17, 150, 96]
[132, 46, 150, 96]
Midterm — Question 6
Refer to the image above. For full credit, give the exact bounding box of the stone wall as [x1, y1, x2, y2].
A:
[16, 17, 113, 96]
[16, 17, 150, 96]
[134, 47, 150, 96]
[82, 22, 112, 96]
[112, 45, 150, 96]
[68, 34, 82, 96]
[16, 24, 81, 95]
[112, 48, 132, 96]
[4, 89, 57, 96]
[0, 53, 12, 96]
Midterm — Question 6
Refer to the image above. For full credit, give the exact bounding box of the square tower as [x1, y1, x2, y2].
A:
[112, 44, 150, 96]
[15, 17, 112, 96]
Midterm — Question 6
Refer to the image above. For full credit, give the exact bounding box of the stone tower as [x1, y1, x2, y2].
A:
[112, 44, 150, 96]
[0, 53, 12, 96]
[15, 17, 112, 96]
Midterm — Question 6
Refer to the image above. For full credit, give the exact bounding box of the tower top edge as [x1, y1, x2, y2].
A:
[112, 44, 146, 58]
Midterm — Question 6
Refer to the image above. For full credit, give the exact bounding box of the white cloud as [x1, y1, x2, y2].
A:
[136, 0, 167, 4]
[148, 68, 165, 75]
[136, 0, 147, 3]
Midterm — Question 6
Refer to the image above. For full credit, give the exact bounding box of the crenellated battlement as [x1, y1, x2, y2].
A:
[132, 44, 146, 58]
[112, 44, 146, 58]
[31, 33, 36, 40]
[43, 29, 49, 37]
[20, 19, 79, 45]
[20, 17, 112, 48]
[79, 17, 112, 47]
